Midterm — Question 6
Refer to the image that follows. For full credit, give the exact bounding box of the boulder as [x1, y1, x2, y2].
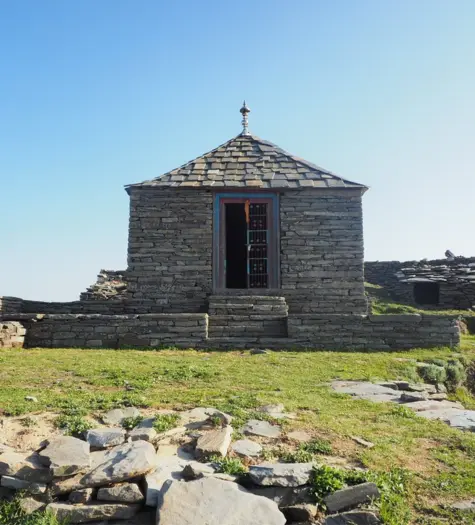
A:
[195, 426, 232, 458]
[38, 436, 90, 476]
[180, 407, 232, 429]
[246, 486, 314, 507]
[80, 440, 156, 488]
[181, 462, 216, 480]
[242, 420, 281, 438]
[86, 428, 126, 448]
[145, 456, 189, 506]
[46, 502, 141, 523]
[129, 427, 158, 442]
[69, 488, 94, 504]
[156, 477, 286, 525]
[400, 392, 428, 403]
[0, 476, 46, 494]
[324, 510, 381, 524]
[102, 407, 140, 426]
[231, 439, 262, 458]
[18, 497, 46, 515]
[324, 482, 380, 513]
[0, 451, 52, 483]
[249, 463, 314, 487]
[97, 483, 144, 503]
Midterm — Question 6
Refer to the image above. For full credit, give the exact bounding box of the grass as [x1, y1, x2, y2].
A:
[0, 499, 65, 525]
[1, 338, 475, 523]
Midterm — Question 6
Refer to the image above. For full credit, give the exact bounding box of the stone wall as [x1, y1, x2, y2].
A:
[0, 296, 23, 314]
[280, 189, 367, 314]
[365, 258, 475, 310]
[8, 314, 208, 349]
[126, 188, 213, 312]
[287, 314, 459, 350]
[0, 321, 26, 348]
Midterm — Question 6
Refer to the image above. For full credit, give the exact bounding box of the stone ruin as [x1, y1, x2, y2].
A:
[365, 255, 475, 310]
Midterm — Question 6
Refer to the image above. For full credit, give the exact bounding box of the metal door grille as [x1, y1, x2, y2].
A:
[247, 203, 268, 288]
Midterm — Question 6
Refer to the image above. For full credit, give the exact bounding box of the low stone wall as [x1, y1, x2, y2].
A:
[7, 314, 208, 349]
[0, 296, 23, 314]
[0, 321, 26, 348]
[287, 314, 460, 350]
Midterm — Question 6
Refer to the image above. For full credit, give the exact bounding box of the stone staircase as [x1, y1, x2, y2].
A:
[207, 296, 288, 339]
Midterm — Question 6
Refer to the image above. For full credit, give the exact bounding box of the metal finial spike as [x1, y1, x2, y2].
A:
[240, 101, 250, 135]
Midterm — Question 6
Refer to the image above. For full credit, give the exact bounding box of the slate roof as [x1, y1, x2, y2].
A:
[126, 134, 367, 191]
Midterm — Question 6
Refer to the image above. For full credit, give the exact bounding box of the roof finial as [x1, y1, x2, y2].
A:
[240, 100, 250, 135]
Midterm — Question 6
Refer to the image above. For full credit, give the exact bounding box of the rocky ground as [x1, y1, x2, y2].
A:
[0, 404, 387, 524]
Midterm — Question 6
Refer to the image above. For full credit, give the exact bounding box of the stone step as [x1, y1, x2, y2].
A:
[208, 295, 288, 316]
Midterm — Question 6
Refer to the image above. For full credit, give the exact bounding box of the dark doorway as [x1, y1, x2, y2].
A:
[413, 282, 440, 305]
[225, 203, 247, 288]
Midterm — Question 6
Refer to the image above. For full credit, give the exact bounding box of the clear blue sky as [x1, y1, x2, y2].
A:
[1, 0, 474, 301]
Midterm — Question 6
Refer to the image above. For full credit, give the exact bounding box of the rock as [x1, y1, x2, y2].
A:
[181, 462, 215, 480]
[324, 482, 380, 513]
[258, 404, 285, 414]
[86, 428, 126, 448]
[281, 504, 317, 522]
[19, 497, 46, 515]
[0, 487, 15, 501]
[451, 500, 475, 512]
[80, 440, 156, 488]
[406, 400, 463, 412]
[195, 426, 232, 458]
[156, 477, 286, 525]
[155, 426, 187, 441]
[97, 483, 144, 503]
[400, 392, 428, 403]
[46, 502, 141, 523]
[213, 473, 239, 482]
[0, 444, 13, 454]
[231, 485, 314, 507]
[102, 407, 140, 426]
[249, 463, 314, 487]
[375, 382, 398, 390]
[428, 393, 448, 401]
[38, 436, 91, 476]
[324, 510, 381, 524]
[69, 488, 94, 504]
[393, 381, 410, 390]
[250, 349, 268, 355]
[129, 427, 157, 442]
[145, 456, 189, 506]
[106, 510, 155, 524]
[180, 407, 232, 428]
[25, 396, 38, 403]
[436, 383, 447, 393]
[330, 381, 401, 403]
[231, 439, 262, 458]
[0, 476, 47, 494]
[0, 451, 53, 483]
[351, 436, 374, 448]
[418, 407, 475, 430]
[287, 431, 312, 443]
[406, 383, 435, 393]
[242, 419, 281, 438]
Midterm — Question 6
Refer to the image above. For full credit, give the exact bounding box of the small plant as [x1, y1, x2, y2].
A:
[389, 404, 418, 419]
[311, 465, 345, 505]
[209, 415, 223, 427]
[153, 413, 180, 433]
[55, 414, 92, 437]
[0, 497, 67, 525]
[121, 415, 144, 430]
[300, 438, 333, 456]
[20, 416, 36, 428]
[210, 456, 248, 475]
[367, 468, 411, 525]
[418, 363, 447, 384]
[280, 448, 315, 463]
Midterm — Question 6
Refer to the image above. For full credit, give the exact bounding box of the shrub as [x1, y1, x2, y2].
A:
[300, 438, 333, 456]
[445, 361, 467, 393]
[153, 413, 180, 433]
[418, 363, 446, 384]
[466, 360, 475, 396]
[311, 465, 345, 505]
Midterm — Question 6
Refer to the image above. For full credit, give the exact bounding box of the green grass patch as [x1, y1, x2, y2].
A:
[0, 499, 66, 525]
[153, 413, 180, 433]
[210, 456, 248, 475]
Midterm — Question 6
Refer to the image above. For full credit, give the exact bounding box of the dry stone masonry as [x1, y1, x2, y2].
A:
[0, 113, 462, 350]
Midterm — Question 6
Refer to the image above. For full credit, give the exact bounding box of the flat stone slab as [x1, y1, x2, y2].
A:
[405, 400, 463, 412]
[80, 440, 156, 488]
[0, 475, 46, 494]
[0, 451, 53, 483]
[418, 408, 475, 430]
[69, 488, 94, 504]
[129, 427, 157, 442]
[102, 407, 141, 426]
[156, 477, 286, 525]
[38, 436, 90, 477]
[47, 502, 141, 523]
[180, 407, 232, 428]
[18, 497, 46, 515]
[324, 510, 382, 524]
[324, 482, 380, 513]
[232, 439, 262, 458]
[249, 463, 314, 487]
[331, 381, 402, 402]
[242, 419, 281, 438]
[400, 392, 428, 403]
[195, 426, 232, 458]
[246, 486, 314, 507]
[98, 482, 144, 503]
[451, 499, 475, 512]
[145, 456, 189, 506]
[86, 428, 126, 448]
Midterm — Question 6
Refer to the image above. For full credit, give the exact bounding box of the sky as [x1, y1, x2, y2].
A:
[1, 0, 474, 301]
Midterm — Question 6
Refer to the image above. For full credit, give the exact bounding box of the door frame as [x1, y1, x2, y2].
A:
[212, 192, 280, 291]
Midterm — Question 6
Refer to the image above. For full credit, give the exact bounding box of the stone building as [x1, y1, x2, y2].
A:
[0, 104, 460, 350]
